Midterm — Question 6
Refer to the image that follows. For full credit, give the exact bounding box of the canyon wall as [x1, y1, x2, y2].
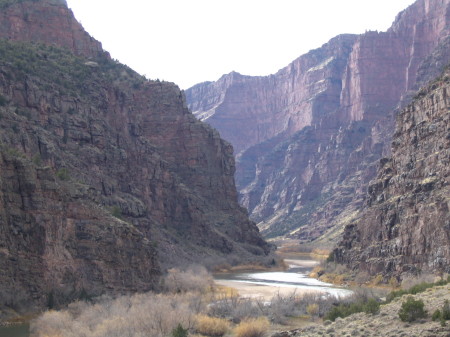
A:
[335, 68, 450, 278]
[186, 0, 450, 242]
[0, 0, 269, 316]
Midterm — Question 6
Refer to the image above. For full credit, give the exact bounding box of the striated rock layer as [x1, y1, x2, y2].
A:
[0, 0, 269, 316]
[186, 0, 450, 242]
[334, 68, 450, 278]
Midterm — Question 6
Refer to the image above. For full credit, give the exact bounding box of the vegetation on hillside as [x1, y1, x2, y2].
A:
[386, 276, 450, 303]
[0, 39, 146, 98]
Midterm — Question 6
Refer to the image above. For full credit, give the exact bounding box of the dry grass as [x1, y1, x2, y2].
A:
[212, 285, 239, 298]
[308, 266, 324, 279]
[310, 249, 330, 259]
[306, 303, 319, 319]
[234, 317, 270, 337]
[195, 314, 230, 337]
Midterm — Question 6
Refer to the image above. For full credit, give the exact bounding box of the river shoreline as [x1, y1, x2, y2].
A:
[213, 256, 352, 300]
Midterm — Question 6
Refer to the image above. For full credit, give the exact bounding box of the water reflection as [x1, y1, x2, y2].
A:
[215, 258, 353, 298]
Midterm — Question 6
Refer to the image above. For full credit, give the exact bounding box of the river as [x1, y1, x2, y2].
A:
[214, 256, 353, 299]
[0, 324, 29, 337]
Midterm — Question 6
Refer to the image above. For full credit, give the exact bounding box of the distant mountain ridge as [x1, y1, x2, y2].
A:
[0, 0, 270, 317]
[186, 0, 450, 243]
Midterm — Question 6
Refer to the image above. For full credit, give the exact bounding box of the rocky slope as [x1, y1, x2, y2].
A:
[334, 67, 450, 278]
[186, 0, 450, 243]
[272, 283, 450, 337]
[0, 0, 269, 317]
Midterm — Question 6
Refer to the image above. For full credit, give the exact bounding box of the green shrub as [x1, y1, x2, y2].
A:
[433, 300, 450, 326]
[398, 296, 427, 322]
[363, 298, 380, 315]
[386, 277, 450, 303]
[11, 123, 19, 133]
[47, 290, 55, 309]
[171, 323, 188, 337]
[409, 282, 432, 294]
[442, 300, 450, 320]
[386, 289, 408, 302]
[0, 94, 7, 106]
[32, 153, 42, 166]
[324, 298, 380, 321]
[67, 107, 76, 115]
[111, 206, 122, 219]
[56, 168, 70, 181]
[432, 309, 442, 321]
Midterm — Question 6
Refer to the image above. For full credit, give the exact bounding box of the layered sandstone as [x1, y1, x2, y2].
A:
[0, 0, 269, 316]
[334, 68, 450, 278]
[186, 0, 450, 242]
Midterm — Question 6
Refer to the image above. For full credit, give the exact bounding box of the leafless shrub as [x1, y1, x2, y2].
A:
[401, 274, 436, 290]
[208, 290, 344, 325]
[264, 292, 301, 324]
[355, 271, 371, 285]
[30, 292, 201, 337]
[163, 265, 214, 294]
[207, 295, 261, 321]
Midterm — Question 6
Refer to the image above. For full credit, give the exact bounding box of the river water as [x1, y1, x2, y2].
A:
[214, 257, 353, 299]
[0, 324, 29, 337]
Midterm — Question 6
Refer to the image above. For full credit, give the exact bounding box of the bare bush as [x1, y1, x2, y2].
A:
[207, 290, 344, 325]
[355, 271, 371, 285]
[207, 295, 261, 321]
[264, 292, 302, 324]
[163, 265, 213, 293]
[30, 292, 202, 337]
[401, 274, 436, 290]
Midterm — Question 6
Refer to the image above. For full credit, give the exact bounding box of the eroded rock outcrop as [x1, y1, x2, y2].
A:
[334, 68, 450, 278]
[0, 0, 269, 316]
[186, 0, 450, 242]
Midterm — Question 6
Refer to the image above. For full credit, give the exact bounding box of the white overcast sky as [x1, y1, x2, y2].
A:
[65, 0, 417, 89]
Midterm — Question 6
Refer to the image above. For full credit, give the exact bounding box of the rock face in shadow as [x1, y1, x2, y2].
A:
[0, 0, 269, 316]
[334, 68, 450, 278]
[186, 0, 450, 242]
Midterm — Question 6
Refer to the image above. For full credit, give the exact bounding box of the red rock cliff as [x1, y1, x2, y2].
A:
[0, 0, 104, 58]
[335, 68, 450, 278]
[186, 0, 450, 242]
[0, 0, 269, 317]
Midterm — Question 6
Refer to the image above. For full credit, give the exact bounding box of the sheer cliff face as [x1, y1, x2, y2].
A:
[186, 0, 450, 241]
[0, 0, 269, 314]
[186, 35, 357, 156]
[335, 69, 450, 278]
